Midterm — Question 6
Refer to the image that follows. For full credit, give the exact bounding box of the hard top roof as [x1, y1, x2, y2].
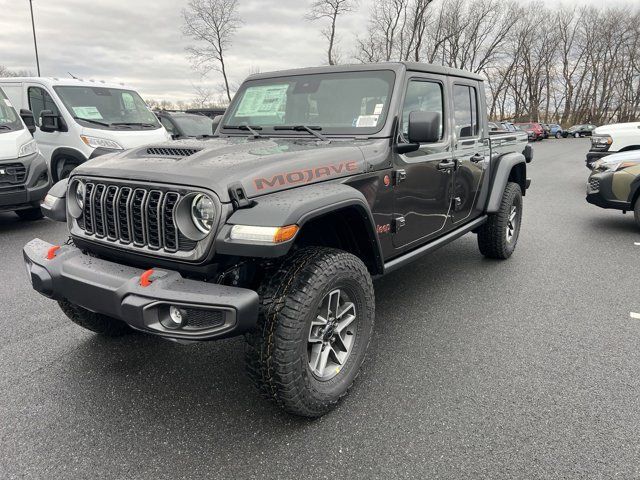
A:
[246, 61, 484, 82]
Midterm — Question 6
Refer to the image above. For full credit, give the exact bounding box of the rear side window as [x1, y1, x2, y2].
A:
[28, 87, 59, 121]
[453, 85, 479, 138]
[401, 80, 444, 139]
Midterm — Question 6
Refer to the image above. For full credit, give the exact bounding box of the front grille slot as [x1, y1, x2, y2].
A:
[79, 182, 190, 253]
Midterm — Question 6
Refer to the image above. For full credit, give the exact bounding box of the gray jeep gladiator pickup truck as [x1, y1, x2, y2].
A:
[25, 62, 532, 417]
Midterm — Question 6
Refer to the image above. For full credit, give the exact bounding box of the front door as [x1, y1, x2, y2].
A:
[450, 81, 489, 224]
[26, 85, 63, 162]
[392, 75, 454, 249]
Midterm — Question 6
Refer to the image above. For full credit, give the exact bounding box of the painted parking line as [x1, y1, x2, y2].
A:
[635, 242, 640, 246]
[631, 312, 640, 320]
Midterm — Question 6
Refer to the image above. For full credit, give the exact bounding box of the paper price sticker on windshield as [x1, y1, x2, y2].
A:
[355, 115, 379, 127]
[373, 103, 384, 115]
[236, 84, 288, 117]
[72, 106, 103, 120]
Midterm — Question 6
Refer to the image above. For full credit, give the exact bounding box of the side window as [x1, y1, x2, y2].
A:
[453, 85, 479, 138]
[160, 117, 175, 134]
[28, 87, 59, 121]
[401, 80, 444, 139]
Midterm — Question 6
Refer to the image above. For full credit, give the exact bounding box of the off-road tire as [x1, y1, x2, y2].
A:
[58, 299, 133, 337]
[16, 207, 43, 221]
[245, 247, 375, 417]
[477, 181, 522, 259]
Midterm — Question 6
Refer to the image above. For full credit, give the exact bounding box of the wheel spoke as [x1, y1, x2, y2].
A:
[315, 345, 331, 376]
[309, 343, 323, 372]
[326, 289, 341, 321]
[334, 311, 356, 334]
[329, 345, 348, 366]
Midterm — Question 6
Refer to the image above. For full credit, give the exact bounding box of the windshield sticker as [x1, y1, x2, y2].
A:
[356, 115, 379, 128]
[122, 93, 135, 110]
[236, 84, 288, 117]
[72, 106, 103, 120]
[373, 104, 383, 115]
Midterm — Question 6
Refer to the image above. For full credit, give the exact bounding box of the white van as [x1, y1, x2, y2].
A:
[0, 77, 170, 181]
[0, 86, 50, 220]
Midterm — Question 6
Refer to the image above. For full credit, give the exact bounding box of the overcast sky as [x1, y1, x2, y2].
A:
[0, 0, 630, 103]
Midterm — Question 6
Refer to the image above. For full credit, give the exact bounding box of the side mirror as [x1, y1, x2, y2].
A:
[211, 114, 223, 133]
[40, 178, 68, 222]
[39, 110, 60, 133]
[408, 111, 441, 144]
[20, 109, 36, 135]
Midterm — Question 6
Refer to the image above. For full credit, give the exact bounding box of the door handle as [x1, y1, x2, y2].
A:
[437, 159, 456, 171]
[470, 153, 484, 163]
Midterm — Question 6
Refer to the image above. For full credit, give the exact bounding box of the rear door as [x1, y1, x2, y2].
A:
[392, 73, 454, 249]
[450, 81, 489, 225]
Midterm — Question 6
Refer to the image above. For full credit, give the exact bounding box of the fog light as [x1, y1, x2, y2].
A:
[169, 306, 185, 325]
[159, 305, 187, 330]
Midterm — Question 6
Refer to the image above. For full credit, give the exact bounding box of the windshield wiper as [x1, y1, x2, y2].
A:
[72, 116, 111, 127]
[111, 122, 156, 128]
[223, 124, 264, 139]
[273, 125, 328, 142]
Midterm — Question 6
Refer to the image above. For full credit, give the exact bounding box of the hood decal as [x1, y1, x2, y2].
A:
[254, 160, 360, 191]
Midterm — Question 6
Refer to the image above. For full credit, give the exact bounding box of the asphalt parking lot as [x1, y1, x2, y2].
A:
[1, 138, 639, 479]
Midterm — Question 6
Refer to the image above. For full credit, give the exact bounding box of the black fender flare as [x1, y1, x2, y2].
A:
[215, 183, 384, 273]
[486, 152, 527, 213]
[50, 147, 87, 182]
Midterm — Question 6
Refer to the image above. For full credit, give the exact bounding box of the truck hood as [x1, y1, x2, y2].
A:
[0, 128, 34, 161]
[73, 136, 369, 202]
[593, 122, 640, 136]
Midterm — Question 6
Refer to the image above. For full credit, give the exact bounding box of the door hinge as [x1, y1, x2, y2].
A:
[393, 169, 406, 185]
[393, 216, 406, 232]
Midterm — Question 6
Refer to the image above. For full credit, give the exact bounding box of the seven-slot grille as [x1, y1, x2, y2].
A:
[79, 182, 189, 253]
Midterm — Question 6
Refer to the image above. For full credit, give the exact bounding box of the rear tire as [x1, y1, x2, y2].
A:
[477, 182, 523, 259]
[16, 207, 43, 221]
[245, 247, 375, 417]
[58, 299, 133, 337]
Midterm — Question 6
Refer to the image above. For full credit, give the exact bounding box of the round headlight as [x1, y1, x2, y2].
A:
[191, 194, 215, 234]
[75, 181, 85, 209]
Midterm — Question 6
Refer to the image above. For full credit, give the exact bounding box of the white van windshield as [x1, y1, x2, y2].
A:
[0, 88, 23, 133]
[53, 86, 160, 130]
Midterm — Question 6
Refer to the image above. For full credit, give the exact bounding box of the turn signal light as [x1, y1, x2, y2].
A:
[230, 224, 299, 243]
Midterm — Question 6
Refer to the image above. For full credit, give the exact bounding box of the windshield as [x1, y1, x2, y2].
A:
[519, 123, 535, 130]
[222, 70, 395, 136]
[0, 88, 23, 133]
[53, 86, 160, 130]
[173, 114, 215, 137]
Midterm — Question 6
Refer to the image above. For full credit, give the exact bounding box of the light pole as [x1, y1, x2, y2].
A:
[28, 0, 40, 76]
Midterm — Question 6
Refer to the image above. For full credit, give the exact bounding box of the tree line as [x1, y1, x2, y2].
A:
[183, 0, 640, 126]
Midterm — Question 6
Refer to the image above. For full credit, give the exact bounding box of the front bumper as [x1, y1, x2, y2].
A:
[585, 171, 630, 211]
[0, 152, 50, 212]
[586, 150, 613, 170]
[23, 238, 259, 341]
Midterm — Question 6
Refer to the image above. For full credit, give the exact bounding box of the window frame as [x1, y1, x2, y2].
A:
[27, 86, 60, 121]
[452, 82, 481, 140]
[398, 75, 448, 146]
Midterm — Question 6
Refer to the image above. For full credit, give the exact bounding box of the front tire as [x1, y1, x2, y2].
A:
[634, 198, 640, 230]
[245, 247, 375, 417]
[555, 132, 562, 139]
[477, 182, 523, 259]
[16, 207, 43, 221]
[58, 160, 79, 180]
[58, 299, 133, 337]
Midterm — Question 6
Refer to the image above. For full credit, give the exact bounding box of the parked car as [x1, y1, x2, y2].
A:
[27, 62, 531, 418]
[0, 86, 50, 220]
[488, 121, 500, 131]
[562, 124, 596, 138]
[586, 121, 640, 169]
[500, 122, 518, 132]
[0, 77, 170, 181]
[541, 124, 550, 139]
[548, 124, 564, 138]
[586, 150, 640, 227]
[515, 122, 544, 141]
[156, 111, 217, 139]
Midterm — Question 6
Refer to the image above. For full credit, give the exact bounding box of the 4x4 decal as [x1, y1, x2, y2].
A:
[254, 161, 360, 191]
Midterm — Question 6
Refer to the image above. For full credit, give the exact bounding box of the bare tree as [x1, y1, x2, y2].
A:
[0, 65, 32, 77]
[182, 0, 242, 103]
[306, 0, 359, 65]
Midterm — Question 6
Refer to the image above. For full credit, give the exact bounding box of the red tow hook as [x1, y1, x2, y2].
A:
[46, 245, 61, 260]
[139, 269, 155, 287]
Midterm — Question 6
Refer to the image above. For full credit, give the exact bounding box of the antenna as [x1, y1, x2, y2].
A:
[68, 72, 80, 79]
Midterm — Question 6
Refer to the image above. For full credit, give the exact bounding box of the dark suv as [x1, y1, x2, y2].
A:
[26, 62, 531, 417]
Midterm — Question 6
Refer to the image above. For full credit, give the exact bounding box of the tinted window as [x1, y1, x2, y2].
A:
[28, 87, 60, 121]
[401, 80, 444, 139]
[159, 117, 175, 134]
[453, 85, 479, 138]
